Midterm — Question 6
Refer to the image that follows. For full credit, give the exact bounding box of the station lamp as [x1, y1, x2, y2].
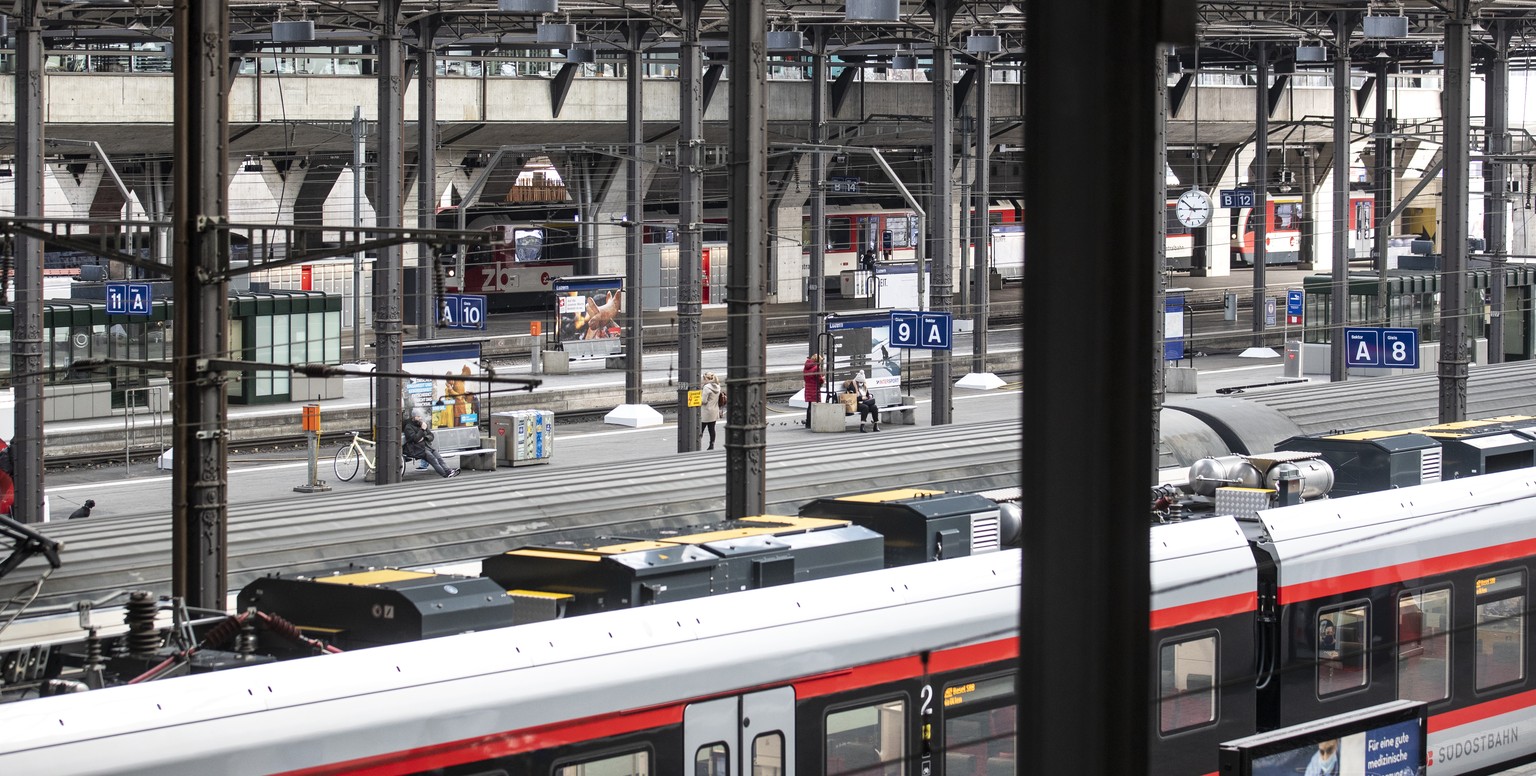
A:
[498, 0, 557, 12]
[845, 0, 899, 22]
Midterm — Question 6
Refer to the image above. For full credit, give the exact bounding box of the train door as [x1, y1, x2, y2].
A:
[683, 687, 796, 776]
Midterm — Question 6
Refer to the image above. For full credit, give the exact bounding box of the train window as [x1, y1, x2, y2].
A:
[554, 750, 651, 776]
[885, 216, 911, 248]
[1158, 634, 1217, 734]
[1475, 571, 1526, 691]
[1318, 604, 1369, 697]
[942, 676, 1017, 774]
[826, 698, 905, 775]
[1354, 200, 1374, 232]
[694, 743, 729, 776]
[751, 733, 784, 776]
[826, 218, 853, 252]
[1398, 589, 1451, 704]
[1274, 203, 1300, 230]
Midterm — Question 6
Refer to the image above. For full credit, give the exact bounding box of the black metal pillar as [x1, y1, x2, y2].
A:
[725, 0, 766, 519]
[1024, 0, 1153, 771]
[10, 0, 43, 524]
[1253, 42, 1269, 347]
[170, 0, 230, 610]
[929, 0, 955, 426]
[808, 31, 828, 356]
[415, 16, 438, 340]
[676, 2, 703, 453]
[1331, 16, 1350, 382]
[373, 0, 406, 481]
[1486, 22, 1510, 364]
[624, 21, 647, 407]
[1152, 46, 1168, 480]
[1373, 54, 1393, 326]
[971, 53, 991, 375]
[1440, 2, 1470, 423]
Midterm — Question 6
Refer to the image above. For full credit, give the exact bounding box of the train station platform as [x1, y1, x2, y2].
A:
[29, 267, 1324, 521]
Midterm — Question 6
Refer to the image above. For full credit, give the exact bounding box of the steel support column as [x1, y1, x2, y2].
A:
[10, 0, 44, 524]
[971, 53, 991, 374]
[1373, 54, 1393, 326]
[676, 2, 704, 453]
[725, 0, 766, 519]
[373, 1, 406, 481]
[625, 21, 647, 407]
[929, 0, 956, 426]
[1253, 42, 1269, 346]
[1024, 1, 1153, 771]
[170, 0, 230, 609]
[415, 16, 438, 341]
[1440, 2, 1471, 423]
[1486, 22, 1510, 364]
[1152, 46, 1168, 481]
[808, 31, 828, 356]
[1331, 16, 1350, 382]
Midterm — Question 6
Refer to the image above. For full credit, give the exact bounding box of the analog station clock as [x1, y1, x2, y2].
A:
[1176, 189, 1212, 228]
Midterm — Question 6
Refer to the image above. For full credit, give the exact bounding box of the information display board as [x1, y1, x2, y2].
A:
[1220, 700, 1426, 776]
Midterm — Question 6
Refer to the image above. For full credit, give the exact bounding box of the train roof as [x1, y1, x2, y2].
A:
[1255, 468, 1536, 605]
[1150, 516, 1257, 626]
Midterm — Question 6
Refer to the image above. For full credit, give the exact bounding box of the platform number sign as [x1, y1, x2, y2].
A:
[106, 282, 152, 316]
[441, 294, 487, 331]
[1345, 327, 1420, 369]
[1220, 188, 1256, 209]
[889, 311, 952, 350]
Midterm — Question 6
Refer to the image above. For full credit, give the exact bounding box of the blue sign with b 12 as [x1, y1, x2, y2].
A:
[1220, 188, 1256, 208]
[1345, 327, 1420, 369]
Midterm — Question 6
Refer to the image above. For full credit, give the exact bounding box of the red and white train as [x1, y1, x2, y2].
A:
[6, 464, 1536, 774]
[1230, 191, 1377, 267]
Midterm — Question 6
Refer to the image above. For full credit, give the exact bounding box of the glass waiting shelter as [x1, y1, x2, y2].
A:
[1300, 266, 1536, 362]
[0, 290, 342, 407]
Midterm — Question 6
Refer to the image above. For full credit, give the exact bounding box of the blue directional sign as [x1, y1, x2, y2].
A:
[1286, 289, 1304, 325]
[105, 282, 128, 314]
[1345, 327, 1420, 369]
[919, 311, 952, 350]
[889, 311, 920, 348]
[1220, 188, 1256, 209]
[441, 294, 487, 331]
[108, 282, 152, 316]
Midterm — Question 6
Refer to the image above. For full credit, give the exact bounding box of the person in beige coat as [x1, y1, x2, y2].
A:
[700, 372, 724, 450]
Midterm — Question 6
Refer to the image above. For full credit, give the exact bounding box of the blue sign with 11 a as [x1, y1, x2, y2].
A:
[1345, 326, 1420, 369]
[106, 282, 153, 316]
[440, 294, 487, 330]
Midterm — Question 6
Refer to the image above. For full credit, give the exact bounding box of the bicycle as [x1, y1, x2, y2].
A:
[333, 431, 407, 483]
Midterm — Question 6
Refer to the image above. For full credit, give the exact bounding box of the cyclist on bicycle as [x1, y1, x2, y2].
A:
[403, 409, 458, 478]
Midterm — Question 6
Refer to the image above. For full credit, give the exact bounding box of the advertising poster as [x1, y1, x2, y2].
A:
[553, 275, 624, 359]
[1223, 702, 1426, 776]
[402, 341, 484, 430]
[826, 311, 904, 408]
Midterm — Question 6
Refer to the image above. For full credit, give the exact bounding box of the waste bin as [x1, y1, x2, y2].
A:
[492, 410, 553, 467]
[1283, 340, 1302, 378]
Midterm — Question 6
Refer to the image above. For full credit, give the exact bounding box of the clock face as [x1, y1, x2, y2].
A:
[1176, 189, 1211, 228]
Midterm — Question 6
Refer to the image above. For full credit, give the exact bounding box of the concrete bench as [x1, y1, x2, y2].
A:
[809, 402, 885, 432]
[446, 448, 498, 471]
[879, 404, 918, 426]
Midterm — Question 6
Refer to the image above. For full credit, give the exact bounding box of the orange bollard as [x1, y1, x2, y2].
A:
[530, 321, 542, 337]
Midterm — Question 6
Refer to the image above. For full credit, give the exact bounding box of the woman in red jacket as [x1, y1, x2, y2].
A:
[802, 353, 824, 425]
